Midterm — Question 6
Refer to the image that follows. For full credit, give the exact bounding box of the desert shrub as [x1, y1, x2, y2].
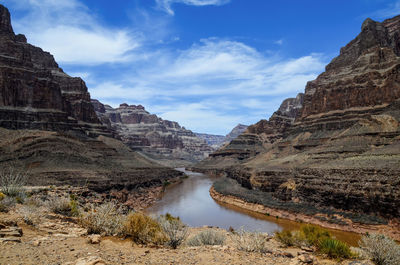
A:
[0, 167, 27, 197]
[46, 196, 74, 216]
[123, 212, 166, 245]
[159, 214, 188, 249]
[318, 238, 352, 259]
[186, 229, 226, 246]
[300, 224, 331, 247]
[275, 230, 296, 247]
[275, 225, 331, 248]
[18, 204, 43, 225]
[0, 196, 15, 212]
[79, 202, 125, 236]
[231, 228, 270, 253]
[359, 233, 400, 265]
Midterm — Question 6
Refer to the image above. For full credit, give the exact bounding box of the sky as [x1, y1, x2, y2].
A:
[2, 0, 399, 135]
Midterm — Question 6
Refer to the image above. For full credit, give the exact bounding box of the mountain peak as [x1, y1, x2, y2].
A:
[0, 4, 14, 37]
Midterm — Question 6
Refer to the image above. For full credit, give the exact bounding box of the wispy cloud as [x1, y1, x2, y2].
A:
[4, 0, 326, 134]
[90, 38, 326, 134]
[156, 0, 231, 15]
[4, 0, 140, 65]
[368, 0, 400, 19]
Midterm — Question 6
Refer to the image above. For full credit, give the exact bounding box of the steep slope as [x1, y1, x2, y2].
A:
[197, 16, 400, 230]
[196, 93, 304, 168]
[91, 100, 214, 167]
[0, 4, 182, 194]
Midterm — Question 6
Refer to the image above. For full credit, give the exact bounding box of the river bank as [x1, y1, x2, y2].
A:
[210, 186, 400, 242]
[0, 200, 369, 265]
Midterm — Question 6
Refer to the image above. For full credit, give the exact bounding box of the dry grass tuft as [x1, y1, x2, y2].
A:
[186, 229, 226, 246]
[79, 202, 126, 236]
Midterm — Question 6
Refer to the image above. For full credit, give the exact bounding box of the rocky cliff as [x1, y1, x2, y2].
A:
[196, 16, 400, 227]
[0, 4, 182, 197]
[0, 5, 108, 137]
[92, 100, 214, 166]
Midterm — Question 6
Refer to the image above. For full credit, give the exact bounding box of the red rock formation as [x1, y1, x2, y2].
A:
[92, 100, 214, 166]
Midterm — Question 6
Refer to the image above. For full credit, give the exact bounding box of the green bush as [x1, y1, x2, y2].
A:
[275, 225, 331, 248]
[300, 224, 331, 247]
[318, 238, 352, 259]
[359, 233, 400, 265]
[123, 212, 166, 245]
[186, 229, 226, 246]
[275, 230, 296, 247]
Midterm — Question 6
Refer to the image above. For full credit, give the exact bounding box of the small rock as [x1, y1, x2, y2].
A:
[298, 254, 314, 264]
[145, 250, 150, 254]
[88, 234, 101, 244]
[74, 256, 106, 265]
[300, 246, 314, 252]
[32, 240, 41, 246]
[280, 251, 295, 258]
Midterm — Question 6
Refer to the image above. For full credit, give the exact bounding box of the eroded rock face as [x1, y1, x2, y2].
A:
[92, 100, 214, 166]
[201, 93, 304, 164]
[0, 4, 105, 136]
[197, 16, 400, 220]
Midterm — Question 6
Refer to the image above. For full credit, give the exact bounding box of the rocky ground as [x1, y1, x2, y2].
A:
[0, 186, 375, 265]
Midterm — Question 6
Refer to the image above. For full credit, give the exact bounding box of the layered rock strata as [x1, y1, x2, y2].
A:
[92, 100, 214, 166]
[197, 16, 400, 224]
[0, 5, 107, 137]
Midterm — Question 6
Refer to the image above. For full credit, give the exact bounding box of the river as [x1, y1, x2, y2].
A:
[145, 168, 360, 246]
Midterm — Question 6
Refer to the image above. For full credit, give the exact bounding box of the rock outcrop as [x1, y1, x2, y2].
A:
[92, 100, 214, 166]
[0, 4, 182, 193]
[196, 16, 400, 224]
[0, 5, 107, 137]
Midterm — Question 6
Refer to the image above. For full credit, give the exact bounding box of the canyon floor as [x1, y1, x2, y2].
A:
[0, 186, 374, 265]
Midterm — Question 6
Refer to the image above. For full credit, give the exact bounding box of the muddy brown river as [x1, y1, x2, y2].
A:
[146, 169, 360, 246]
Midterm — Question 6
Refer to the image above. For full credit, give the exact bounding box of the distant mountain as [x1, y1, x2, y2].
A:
[92, 100, 214, 167]
[224, 124, 248, 143]
[195, 124, 248, 150]
[194, 133, 226, 149]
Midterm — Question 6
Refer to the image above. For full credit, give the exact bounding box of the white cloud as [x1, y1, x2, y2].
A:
[156, 0, 231, 15]
[90, 38, 326, 134]
[4, 0, 140, 65]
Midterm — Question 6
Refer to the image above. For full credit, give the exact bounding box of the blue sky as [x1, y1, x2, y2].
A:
[2, 0, 399, 135]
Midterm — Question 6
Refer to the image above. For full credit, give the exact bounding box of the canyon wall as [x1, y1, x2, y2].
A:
[92, 100, 214, 166]
[197, 16, 400, 222]
[0, 4, 182, 194]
